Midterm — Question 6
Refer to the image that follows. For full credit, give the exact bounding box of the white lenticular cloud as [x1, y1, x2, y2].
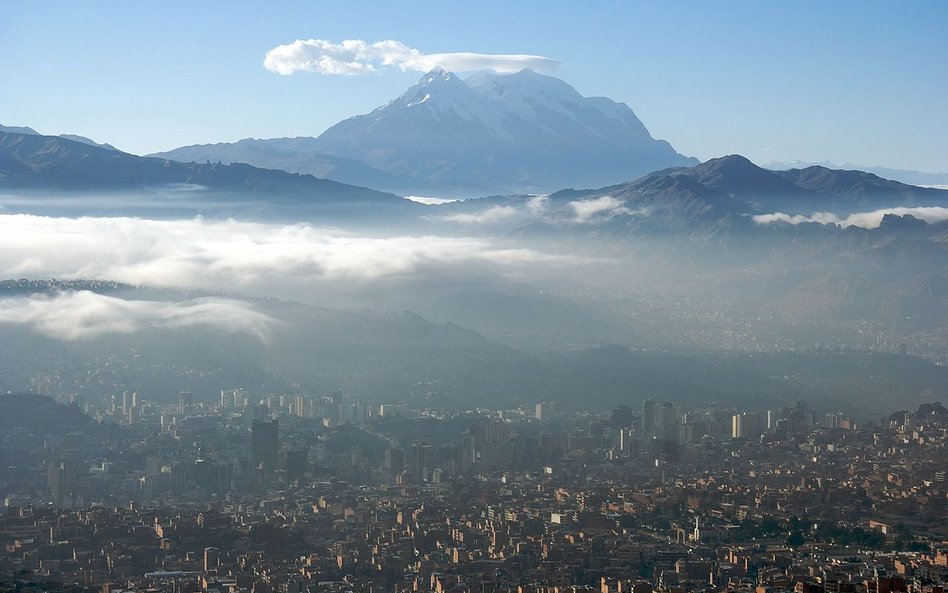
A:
[569, 195, 632, 223]
[263, 38, 559, 76]
[752, 206, 948, 229]
[0, 291, 275, 342]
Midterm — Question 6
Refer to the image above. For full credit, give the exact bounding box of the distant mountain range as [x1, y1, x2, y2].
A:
[0, 130, 415, 220]
[0, 123, 117, 151]
[150, 68, 696, 196]
[636, 155, 946, 214]
[3, 133, 948, 397]
[145, 136, 424, 195]
[4, 128, 948, 234]
[766, 160, 948, 189]
[433, 154, 948, 237]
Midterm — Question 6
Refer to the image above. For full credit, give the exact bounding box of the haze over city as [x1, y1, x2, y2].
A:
[2, 3, 948, 593]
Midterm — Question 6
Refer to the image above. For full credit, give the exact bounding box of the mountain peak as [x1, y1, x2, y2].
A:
[418, 66, 459, 86]
[311, 71, 697, 195]
[465, 68, 580, 99]
[700, 154, 758, 171]
[686, 155, 800, 195]
[0, 123, 40, 135]
[0, 124, 116, 150]
[499, 67, 546, 79]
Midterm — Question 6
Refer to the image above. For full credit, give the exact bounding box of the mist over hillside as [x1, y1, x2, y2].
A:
[6, 7, 948, 590]
[2, 282, 946, 419]
[3, 83, 948, 421]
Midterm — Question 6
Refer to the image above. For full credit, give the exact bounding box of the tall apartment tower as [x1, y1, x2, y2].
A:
[204, 547, 219, 571]
[535, 401, 556, 421]
[251, 419, 279, 472]
[642, 399, 657, 435]
[410, 442, 432, 483]
[731, 414, 743, 439]
[178, 391, 193, 414]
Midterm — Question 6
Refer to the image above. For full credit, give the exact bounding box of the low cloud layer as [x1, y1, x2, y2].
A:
[0, 291, 274, 342]
[435, 195, 645, 226]
[0, 215, 558, 292]
[753, 206, 948, 229]
[569, 196, 632, 223]
[264, 39, 558, 76]
[526, 195, 549, 216]
[439, 205, 520, 225]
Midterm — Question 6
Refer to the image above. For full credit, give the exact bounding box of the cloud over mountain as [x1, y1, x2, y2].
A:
[263, 38, 558, 76]
[439, 205, 520, 225]
[752, 206, 948, 228]
[0, 291, 275, 342]
[569, 196, 634, 223]
[0, 214, 561, 291]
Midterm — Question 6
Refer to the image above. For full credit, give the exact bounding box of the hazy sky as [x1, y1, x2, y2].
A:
[2, 1, 945, 172]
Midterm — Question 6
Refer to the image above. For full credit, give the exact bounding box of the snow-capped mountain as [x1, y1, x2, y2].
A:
[152, 68, 695, 196]
[464, 68, 652, 140]
[310, 67, 696, 195]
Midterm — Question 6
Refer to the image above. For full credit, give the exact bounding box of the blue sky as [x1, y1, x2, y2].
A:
[1, 1, 945, 172]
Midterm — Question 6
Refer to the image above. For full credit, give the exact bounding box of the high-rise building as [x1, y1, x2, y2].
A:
[178, 391, 193, 414]
[825, 412, 842, 429]
[385, 448, 405, 476]
[283, 449, 308, 482]
[251, 419, 279, 472]
[379, 404, 407, 418]
[221, 387, 250, 408]
[642, 399, 657, 435]
[460, 432, 476, 474]
[611, 406, 638, 429]
[615, 427, 638, 456]
[47, 461, 67, 506]
[409, 442, 432, 483]
[660, 402, 680, 444]
[535, 401, 556, 420]
[294, 394, 308, 418]
[203, 547, 219, 571]
[250, 403, 270, 421]
[731, 414, 743, 439]
[732, 412, 763, 439]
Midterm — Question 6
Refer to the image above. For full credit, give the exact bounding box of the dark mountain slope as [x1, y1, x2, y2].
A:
[776, 165, 945, 206]
[435, 155, 948, 239]
[149, 136, 431, 195]
[0, 131, 409, 207]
